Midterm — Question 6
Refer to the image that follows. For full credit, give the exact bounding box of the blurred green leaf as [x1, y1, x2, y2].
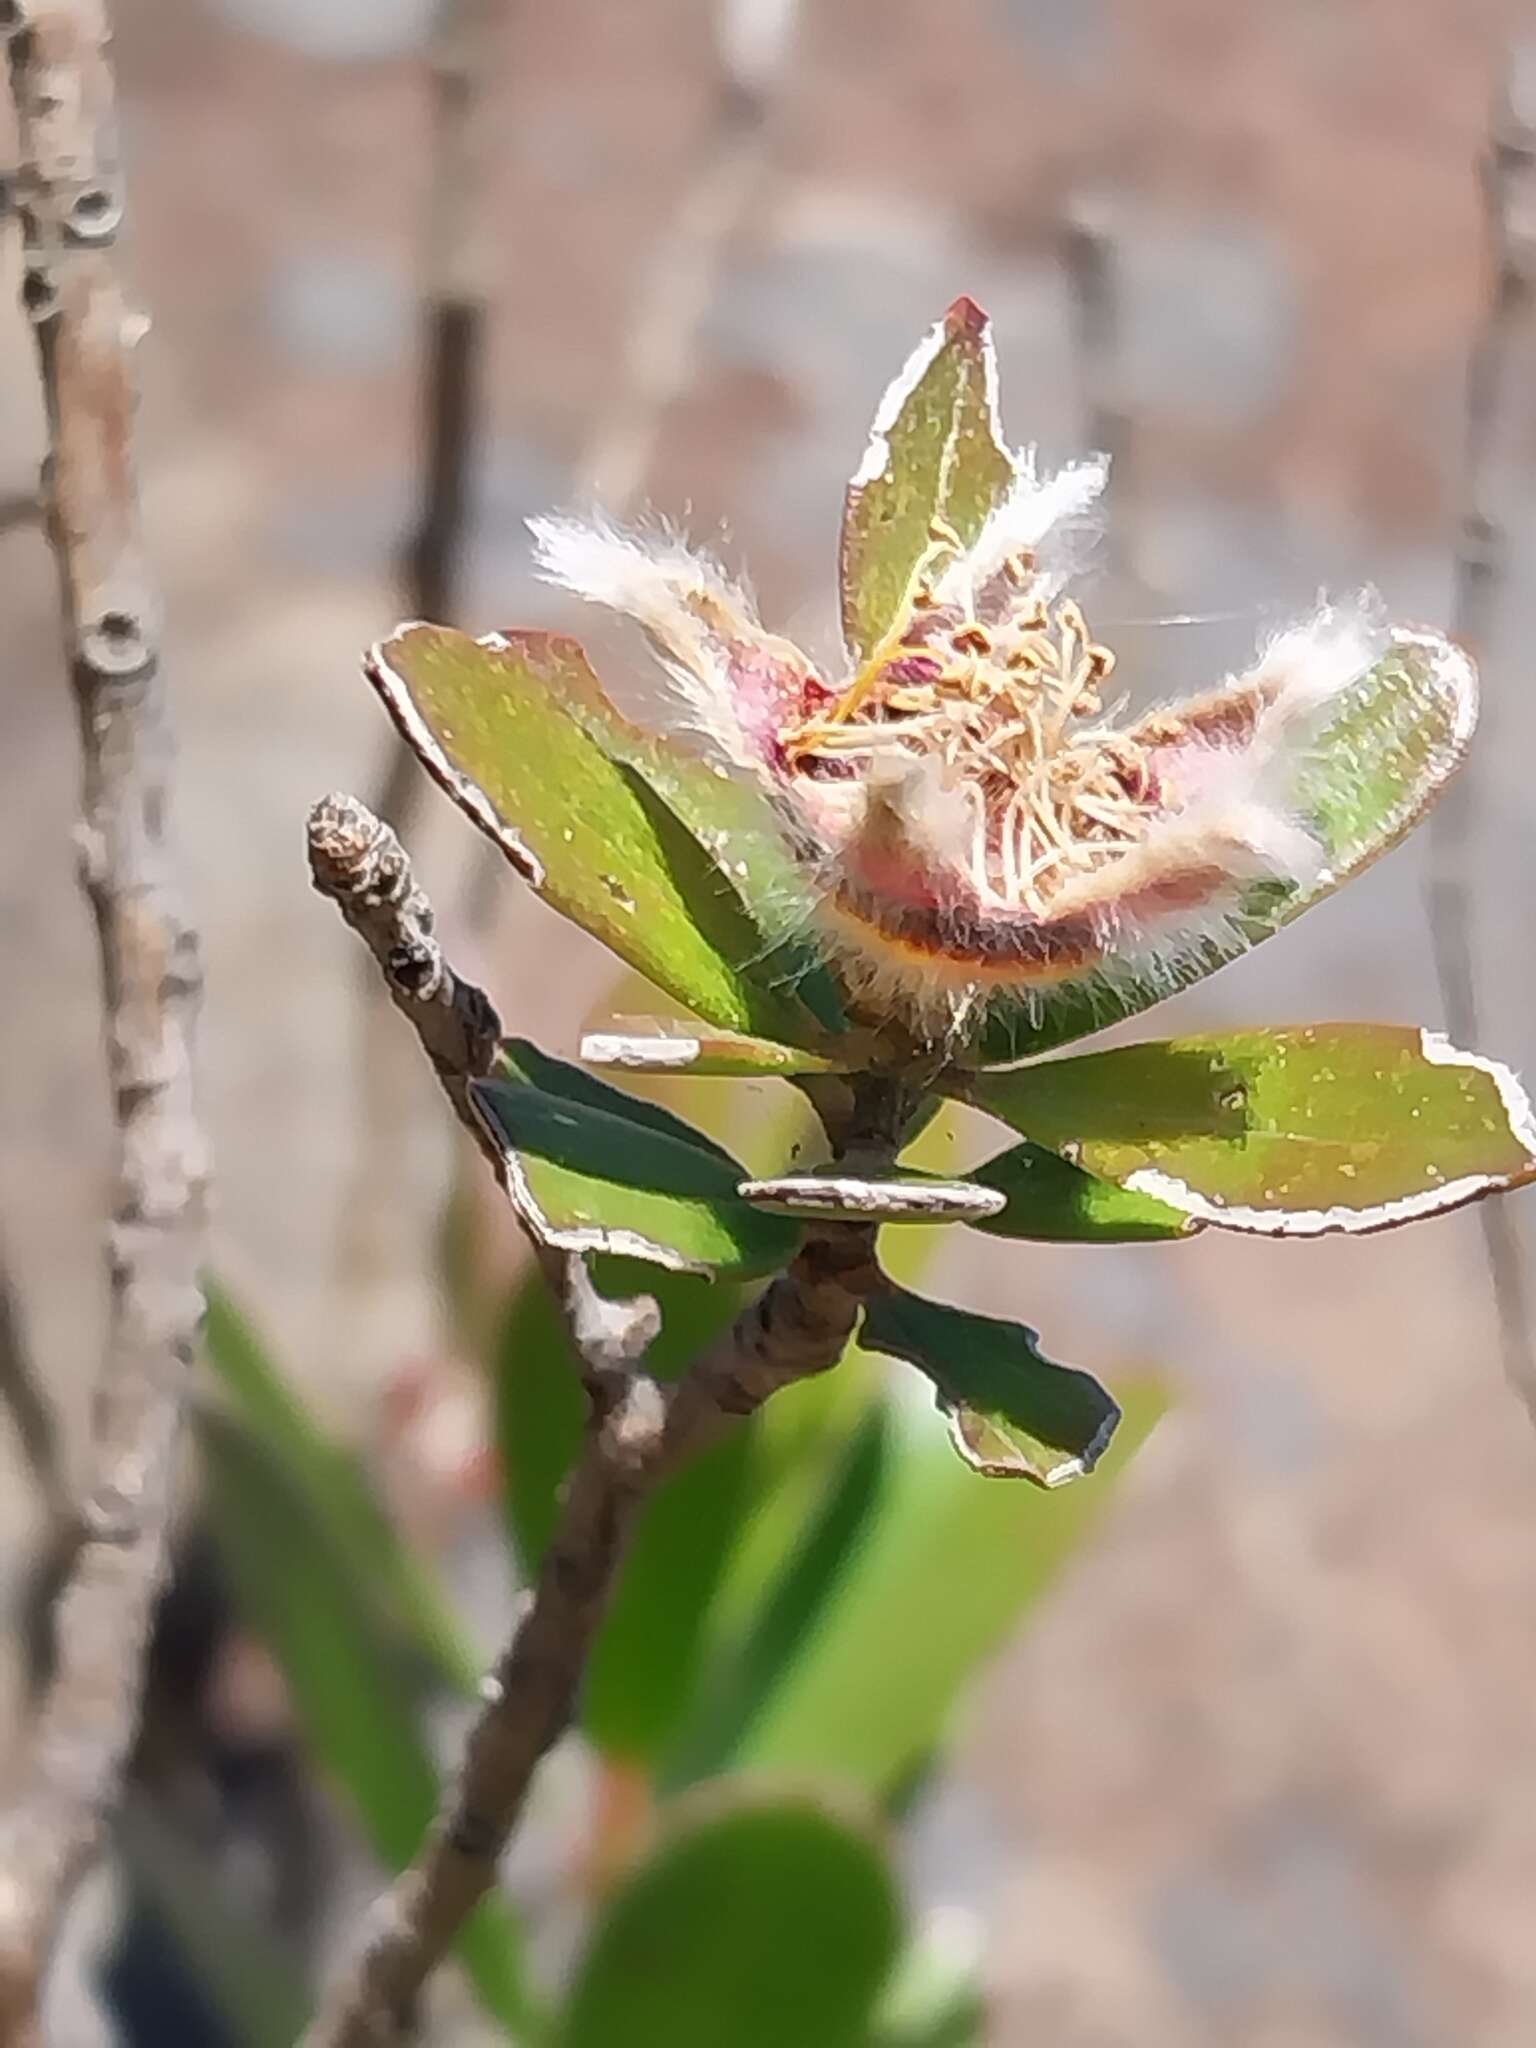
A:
[583, 1267, 758, 1763]
[556, 1792, 903, 2048]
[368, 623, 828, 1043]
[840, 295, 1014, 661]
[864, 1921, 986, 2048]
[495, 1262, 761, 1766]
[472, 1042, 801, 1278]
[864, 1287, 1120, 1486]
[965, 1135, 1195, 1242]
[196, 1408, 536, 2038]
[966, 1025, 1536, 1232]
[977, 630, 1475, 1064]
[731, 1375, 1165, 1792]
[669, 1402, 889, 1786]
[202, 1284, 479, 1694]
[117, 1798, 309, 2048]
[495, 1276, 586, 1574]
[691, 1350, 878, 1651]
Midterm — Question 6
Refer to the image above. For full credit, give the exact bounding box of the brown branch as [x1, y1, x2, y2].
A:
[0, 0, 209, 2030]
[373, 0, 505, 836]
[303, 795, 884, 2047]
[1428, 41, 1536, 1420]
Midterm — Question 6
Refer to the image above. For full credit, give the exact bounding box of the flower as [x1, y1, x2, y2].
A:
[527, 299, 1474, 1047]
[370, 296, 1475, 1067]
[361, 294, 1536, 1289]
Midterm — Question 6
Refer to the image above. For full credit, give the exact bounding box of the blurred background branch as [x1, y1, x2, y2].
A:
[372, 0, 506, 840]
[1429, 38, 1536, 1420]
[461, 0, 803, 935]
[0, 0, 209, 2029]
[0, 1247, 69, 1542]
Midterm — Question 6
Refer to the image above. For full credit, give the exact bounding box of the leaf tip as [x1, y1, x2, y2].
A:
[944, 293, 990, 339]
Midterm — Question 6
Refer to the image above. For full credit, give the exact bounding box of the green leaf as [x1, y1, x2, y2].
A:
[976, 631, 1476, 1065]
[494, 1260, 763, 1765]
[669, 1402, 891, 1784]
[737, 1170, 1005, 1224]
[863, 1286, 1121, 1486]
[201, 1284, 480, 1694]
[865, 1923, 986, 2048]
[117, 1797, 309, 2048]
[966, 1025, 1536, 1233]
[582, 1269, 759, 1763]
[841, 296, 1015, 661]
[472, 1040, 801, 1278]
[367, 623, 828, 1044]
[732, 1374, 1165, 1792]
[966, 1136, 1197, 1242]
[556, 1792, 903, 2048]
[581, 1023, 851, 1078]
[195, 1407, 536, 2038]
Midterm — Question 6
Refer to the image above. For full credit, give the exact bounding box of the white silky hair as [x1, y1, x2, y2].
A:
[934, 451, 1109, 607]
[1244, 589, 1391, 732]
[527, 512, 767, 767]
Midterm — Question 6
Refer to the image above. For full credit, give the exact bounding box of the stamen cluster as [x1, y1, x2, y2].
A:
[781, 522, 1161, 916]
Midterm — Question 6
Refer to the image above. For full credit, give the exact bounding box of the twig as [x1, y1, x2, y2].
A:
[373, 0, 505, 837]
[0, 0, 209, 2029]
[1060, 194, 1128, 494]
[0, 489, 41, 534]
[0, 1249, 70, 1536]
[461, 0, 802, 932]
[1428, 41, 1536, 1420]
[304, 796, 886, 2047]
[1060, 189, 1144, 602]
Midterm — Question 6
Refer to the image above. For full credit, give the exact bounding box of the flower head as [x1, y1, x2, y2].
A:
[370, 295, 1474, 1066]
[528, 298, 1473, 1047]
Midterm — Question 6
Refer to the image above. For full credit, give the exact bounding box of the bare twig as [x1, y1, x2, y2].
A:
[0, 1250, 70, 1536]
[304, 795, 886, 2047]
[1428, 42, 1536, 1420]
[1060, 194, 1129, 505]
[461, 0, 802, 932]
[0, 489, 41, 535]
[308, 793, 655, 1365]
[0, 0, 209, 2027]
[373, 0, 505, 836]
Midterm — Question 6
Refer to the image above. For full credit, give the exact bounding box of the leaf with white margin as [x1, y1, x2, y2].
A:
[862, 1286, 1121, 1486]
[366, 623, 832, 1046]
[840, 295, 1016, 662]
[470, 1040, 800, 1279]
[737, 1172, 1005, 1224]
[582, 1023, 851, 1078]
[967, 1136, 1197, 1243]
[965, 1025, 1536, 1235]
